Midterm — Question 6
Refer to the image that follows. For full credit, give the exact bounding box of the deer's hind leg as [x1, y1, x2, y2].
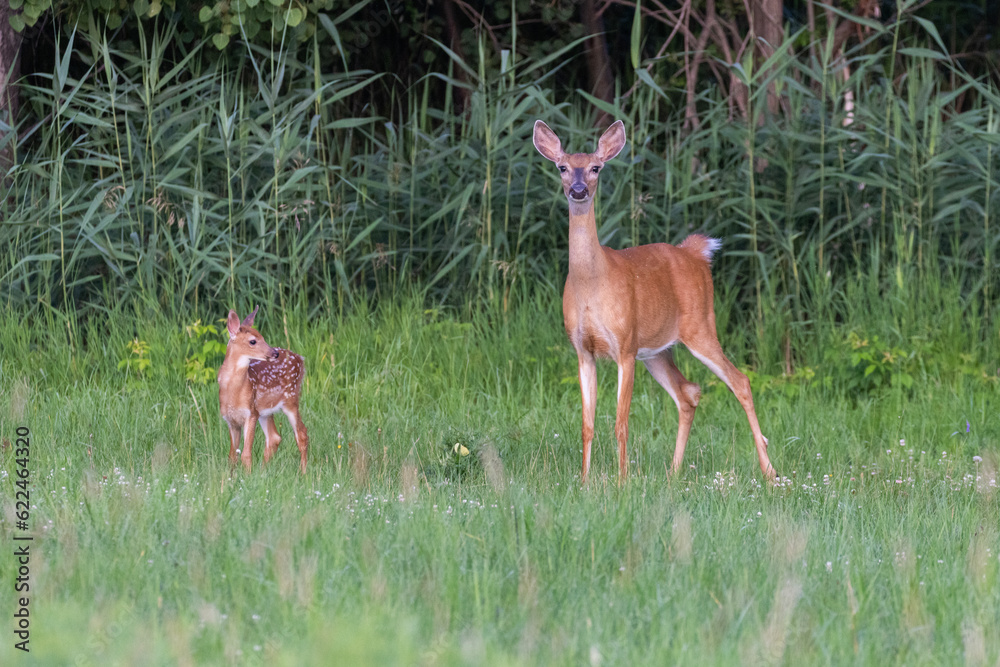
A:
[685, 339, 774, 480]
[642, 349, 701, 475]
[259, 415, 282, 464]
[282, 403, 309, 474]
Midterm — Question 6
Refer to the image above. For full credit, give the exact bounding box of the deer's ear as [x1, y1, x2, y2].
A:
[241, 305, 258, 328]
[596, 120, 626, 162]
[533, 120, 563, 162]
[227, 310, 241, 338]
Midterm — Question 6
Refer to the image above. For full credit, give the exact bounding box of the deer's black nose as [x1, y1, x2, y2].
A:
[569, 183, 589, 200]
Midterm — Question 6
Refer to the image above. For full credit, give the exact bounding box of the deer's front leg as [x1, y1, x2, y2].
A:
[227, 420, 241, 468]
[578, 351, 597, 483]
[241, 417, 256, 472]
[615, 356, 636, 480]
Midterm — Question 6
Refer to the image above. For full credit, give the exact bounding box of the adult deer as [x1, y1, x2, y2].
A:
[217, 307, 309, 473]
[533, 119, 775, 483]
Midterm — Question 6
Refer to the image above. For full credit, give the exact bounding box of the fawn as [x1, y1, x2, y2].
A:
[533, 119, 775, 483]
[217, 307, 309, 473]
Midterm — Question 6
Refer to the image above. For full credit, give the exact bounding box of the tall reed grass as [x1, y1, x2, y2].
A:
[2, 14, 998, 369]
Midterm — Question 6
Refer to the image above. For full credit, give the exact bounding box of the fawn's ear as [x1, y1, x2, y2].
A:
[241, 305, 259, 328]
[596, 120, 626, 162]
[533, 120, 563, 162]
[227, 310, 241, 339]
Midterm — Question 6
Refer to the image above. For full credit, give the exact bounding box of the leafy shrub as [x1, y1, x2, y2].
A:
[184, 319, 226, 384]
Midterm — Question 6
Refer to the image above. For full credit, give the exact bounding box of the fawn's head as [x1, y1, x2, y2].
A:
[533, 120, 626, 211]
[226, 307, 278, 365]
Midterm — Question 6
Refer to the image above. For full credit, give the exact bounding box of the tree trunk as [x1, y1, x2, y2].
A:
[750, 0, 783, 116]
[580, 0, 614, 127]
[0, 3, 23, 174]
[442, 0, 471, 113]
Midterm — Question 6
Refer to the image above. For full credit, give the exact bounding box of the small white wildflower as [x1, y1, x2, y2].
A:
[973, 456, 983, 463]
[826, 562, 832, 572]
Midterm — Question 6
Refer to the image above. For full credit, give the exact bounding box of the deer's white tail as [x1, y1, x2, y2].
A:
[679, 234, 722, 263]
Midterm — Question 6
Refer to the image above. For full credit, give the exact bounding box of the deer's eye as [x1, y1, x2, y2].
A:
[558, 166, 567, 173]
[250, 339, 256, 345]
[592, 166, 600, 173]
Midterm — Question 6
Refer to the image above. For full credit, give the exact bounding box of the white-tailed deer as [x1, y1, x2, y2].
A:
[217, 307, 309, 473]
[533, 119, 775, 483]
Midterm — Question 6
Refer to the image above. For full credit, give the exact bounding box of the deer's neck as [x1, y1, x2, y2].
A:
[218, 349, 250, 386]
[567, 200, 607, 281]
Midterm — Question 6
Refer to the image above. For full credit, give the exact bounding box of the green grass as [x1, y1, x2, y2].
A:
[1, 298, 998, 665]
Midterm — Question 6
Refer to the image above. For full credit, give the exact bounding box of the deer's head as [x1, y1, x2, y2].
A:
[226, 307, 279, 364]
[533, 120, 626, 212]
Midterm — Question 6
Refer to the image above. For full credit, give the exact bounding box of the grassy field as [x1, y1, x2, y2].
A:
[0, 296, 997, 666]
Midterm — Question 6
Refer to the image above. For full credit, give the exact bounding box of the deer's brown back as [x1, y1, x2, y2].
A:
[249, 349, 305, 408]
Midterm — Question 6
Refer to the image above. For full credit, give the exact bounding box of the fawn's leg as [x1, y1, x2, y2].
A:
[283, 405, 309, 474]
[259, 415, 282, 464]
[227, 420, 241, 468]
[240, 417, 256, 472]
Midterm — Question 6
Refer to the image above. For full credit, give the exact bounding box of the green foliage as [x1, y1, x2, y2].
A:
[7, 0, 51, 31]
[197, 0, 342, 49]
[838, 332, 917, 392]
[825, 331, 998, 395]
[743, 330, 999, 401]
[8, 0, 346, 49]
[183, 318, 226, 384]
[117, 337, 151, 374]
[8, 0, 175, 31]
